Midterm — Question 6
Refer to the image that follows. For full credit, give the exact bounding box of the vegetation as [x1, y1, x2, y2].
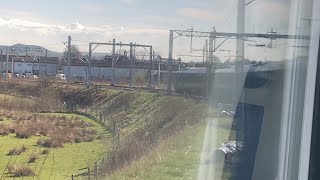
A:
[133, 73, 147, 87]
[107, 117, 233, 180]
[0, 111, 108, 179]
[7, 164, 35, 177]
[0, 80, 209, 179]
[62, 44, 82, 59]
[107, 123, 206, 180]
[8, 145, 27, 155]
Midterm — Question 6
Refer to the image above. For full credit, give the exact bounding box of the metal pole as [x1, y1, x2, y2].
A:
[112, 39, 116, 55]
[67, 36, 72, 84]
[0, 50, 2, 76]
[112, 57, 115, 85]
[45, 49, 48, 76]
[167, 30, 174, 95]
[205, 39, 208, 63]
[190, 27, 193, 53]
[152, 50, 155, 87]
[133, 43, 136, 57]
[209, 32, 214, 63]
[129, 43, 133, 89]
[11, 53, 14, 78]
[202, 44, 205, 65]
[88, 43, 92, 87]
[158, 59, 161, 85]
[5, 48, 8, 80]
[112, 39, 116, 86]
[236, 0, 245, 65]
[235, 0, 245, 155]
[85, 58, 88, 85]
[148, 47, 153, 89]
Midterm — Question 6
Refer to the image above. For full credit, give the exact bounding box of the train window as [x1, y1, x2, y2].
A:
[0, 0, 319, 180]
[309, 37, 320, 180]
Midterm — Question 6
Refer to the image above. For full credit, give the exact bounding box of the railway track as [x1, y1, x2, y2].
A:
[2, 79, 207, 101]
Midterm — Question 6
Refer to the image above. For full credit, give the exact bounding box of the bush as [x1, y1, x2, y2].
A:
[27, 155, 38, 163]
[37, 138, 64, 148]
[0, 125, 9, 136]
[42, 149, 50, 155]
[8, 127, 16, 133]
[74, 137, 82, 143]
[15, 128, 34, 139]
[7, 164, 35, 177]
[82, 135, 95, 142]
[8, 146, 27, 155]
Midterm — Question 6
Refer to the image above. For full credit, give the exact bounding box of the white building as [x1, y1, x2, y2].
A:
[0, 55, 59, 76]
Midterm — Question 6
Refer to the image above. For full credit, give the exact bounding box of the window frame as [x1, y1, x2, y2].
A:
[277, 0, 320, 179]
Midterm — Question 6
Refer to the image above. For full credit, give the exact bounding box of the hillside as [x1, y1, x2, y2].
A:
[0, 44, 110, 59]
[0, 44, 62, 57]
[0, 80, 208, 179]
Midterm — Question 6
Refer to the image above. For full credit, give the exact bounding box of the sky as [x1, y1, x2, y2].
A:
[0, 0, 292, 61]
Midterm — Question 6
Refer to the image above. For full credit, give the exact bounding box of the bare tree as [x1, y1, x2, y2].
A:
[63, 45, 82, 59]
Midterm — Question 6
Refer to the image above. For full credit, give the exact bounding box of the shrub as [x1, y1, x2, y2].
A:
[8, 127, 16, 133]
[42, 149, 50, 155]
[74, 137, 82, 143]
[7, 164, 35, 177]
[37, 138, 64, 148]
[15, 128, 34, 139]
[8, 146, 27, 155]
[0, 125, 9, 136]
[27, 155, 38, 163]
[82, 135, 95, 142]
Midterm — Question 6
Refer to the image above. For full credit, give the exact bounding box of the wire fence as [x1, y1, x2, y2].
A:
[66, 104, 120, 180]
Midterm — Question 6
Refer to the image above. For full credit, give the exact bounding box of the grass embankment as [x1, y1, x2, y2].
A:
[0, 80, 210, 179]
[108, 118, 233, 180]
[0, 112, 109, 180]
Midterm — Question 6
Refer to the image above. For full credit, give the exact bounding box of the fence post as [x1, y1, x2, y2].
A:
[88, 167, 91, 180]
[94, 162, 98, 180]
[71, 175, 74, 180]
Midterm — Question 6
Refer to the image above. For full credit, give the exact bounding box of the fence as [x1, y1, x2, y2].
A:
[67, 104, 121, 180]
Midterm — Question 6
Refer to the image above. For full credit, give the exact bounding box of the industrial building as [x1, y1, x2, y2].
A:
[0, 54, 181, 82]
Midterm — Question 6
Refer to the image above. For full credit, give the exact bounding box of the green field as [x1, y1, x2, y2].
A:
[0, 113, 109, 180]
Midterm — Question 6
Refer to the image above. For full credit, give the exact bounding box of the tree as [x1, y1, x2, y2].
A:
[63, 45, 82, 59]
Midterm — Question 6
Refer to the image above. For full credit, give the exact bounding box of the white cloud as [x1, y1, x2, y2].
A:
[0, 17, 168, 54]
[176, 7, 223, 22]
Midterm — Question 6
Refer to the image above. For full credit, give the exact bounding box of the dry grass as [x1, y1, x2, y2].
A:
[0, 111, 97, 148]
[7, 164, 35, 177]
[0, 125, 10, 136]
[7, 145, 27, 156]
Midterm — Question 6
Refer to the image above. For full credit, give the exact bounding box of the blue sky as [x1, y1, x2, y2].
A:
[0, 0, 291, 61]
